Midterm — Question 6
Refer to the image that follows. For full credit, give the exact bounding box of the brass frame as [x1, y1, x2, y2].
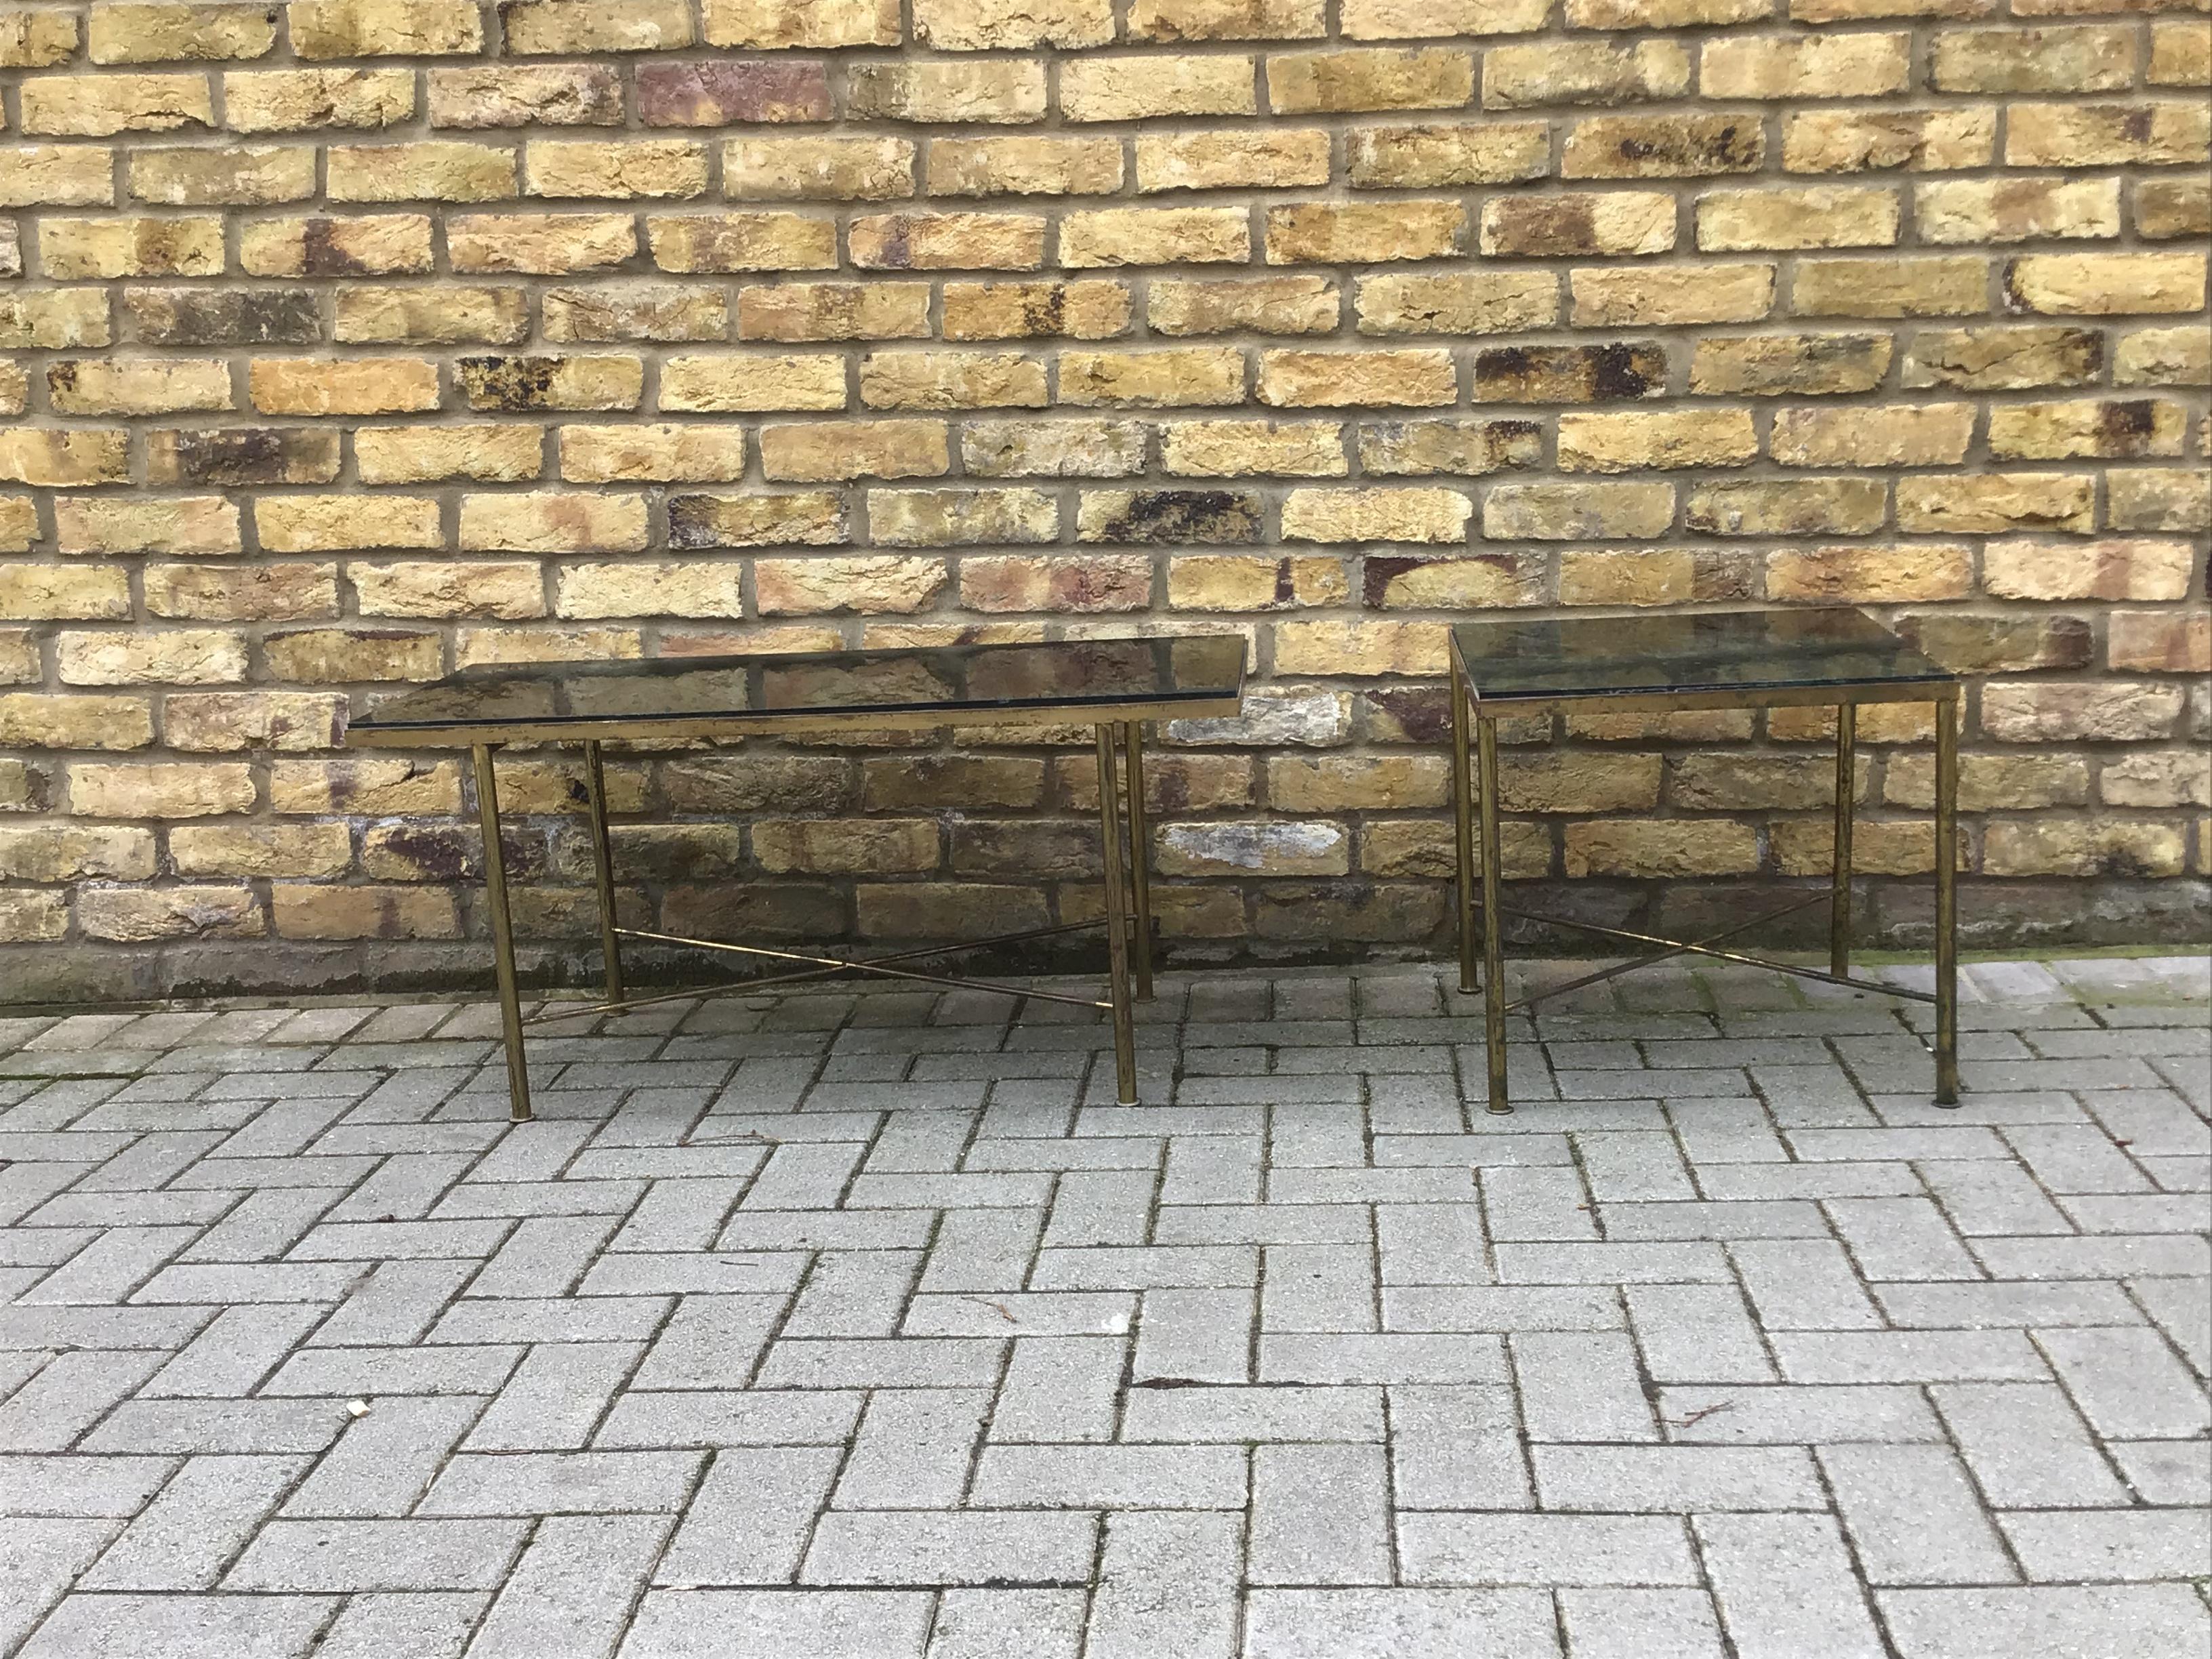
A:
[1449, 655, 1963, 1117]
[455, 716, 1172, 1122]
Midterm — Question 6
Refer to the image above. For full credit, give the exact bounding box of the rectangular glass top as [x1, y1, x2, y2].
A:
[1452, 607, 1954, 704]
[350, 633, 1247, 744]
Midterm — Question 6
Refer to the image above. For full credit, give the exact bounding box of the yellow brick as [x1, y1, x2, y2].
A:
[448, 212, 637, 273]
[356, 424, 544, 483]
[501, 0, 693, 52]
[1562, 114, 1766, 180]
[287, 0, 482, 57]
[144, 562, 338, 621]
[1988, 397, 2188, 461]
[846, 61, 1047, 123]
[1790, 255, 1988, 318]
[1896, 473, 2095, 533]
[1698, 187, 1900, 251]
[1480, 192, 1675, 257]
[555, 561, 745, 619]
[46, 358, 232, 416]
[520, 138, 709, 200]
[1767, 545, 1972, 602]
[659, 353, 846, 413]
[727, 137, 916, 201]
[668, 491, 846, 548]
[1916, 178, 2121, 245]
[272, 885, 461, 940]
[1160, 419, 1347, 477]
[2005, 252, 2207, 315]
[236, 215, 427, 281]
[849, 212, 1044, 271]
[21, 71, 213, 135]
[40, 215, 225, 278]
[916, 0, 1110, 47]
[1275, 619, 1447, 676]
[1347, 123, 1549, 187]
[942, 281, 1132, 340]
[1061, 54, 1258, 120]
[352, 560, 544, 618]
[1265, 201, 1465, 264]
[334, 285, 531, 345]
[127, 144, 316, 205]
[869, 488, 1058, 546]
[1770, 403, 1975, 467]
[2008, 100, 2212, 167]
[58, 630, 248, 686]
[1702, 33, 1911, 99]
[325, 141, 515, 203]
[223, 67, 415, 131]
[962, 554, 1151, 613]
[1267, 47, 1473, 112]
[703, 0, 899, 47]
[760, 420, 950, 481]
[171, 823, 354, 877]
[1483, 39, 1689, 107]
[1782, 110, 1996, 173]
[1355, 271, 1557, 335]
[649, 212, 838, 273]
[55, 496, 243, 555]
[1483, 481, 1674, 540]
[1557, 409, 1757, 472]
[1281, 487, 1469, 544]
[756, 556, 948, 615]
[0, 566, 134, 621]
[1128, 0, 1323, 38]
[0, 428, 134, 487]
[1136, 131, 1332, 192]
[1258, 349, 1456, 408]
[1059, 347, 1246, 408]
[0, 5, 81, 65]
[1150, 276, 1339, 337]
[1571, 264, 1774, 327]
[1, 146, 119, 209]
[559, 424, 748, 483]
[249, 357, 438, 415]
[1063, 207, 1252, 268]
[1565, 821, 1759, 878]
[0, 694, 155, 752]
[255, 495, 441, 551]
[458, 493, 649, 553]
[91, 3, 281, 63]
[860, 351, 1048, 411]
[1166, 553, 1345, 611]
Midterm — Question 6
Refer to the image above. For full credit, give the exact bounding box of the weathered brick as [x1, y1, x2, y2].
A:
[0, 146, 119, 208]
[289, 0, 483, 57]
[1162, 419, 1347, 477]
[1689, 333, 1890, 395]
[1360, 418, 1541, 477]
[429, 63, 625, 126]
[255, 494, 442, 550]
[224, 67, 415, 130]
[1782, 110, 1995, 173]
[649, 213, 838, 274]
[1152, 277, 1338, 337]
[41, 216, 225, 278]
[1917, 178, 2121, 244]
[334, 285, 529, 345]
[1557, 409, 1759, 472]
[1166, 553, 1345, 610]
[943, 281, 1130, 340]
[1700, 188, 1900, 251]
[1063, 54, 1256, 119]
[22, 72, 215, 135]
[1902, 325, 2102, 390]
[1791, 256, 1988, 318]
[1767, 546, 1972, 603]
[1562, 114, 1765, 178]
[127, 144, 316, 205]
[1138, 131, 1330, 192]
[1896, 473, 2096, 534]
[962, 555, 1151, 613]
[1483, 481, 1674, 540]
[1476, 342, 1665, 401]
[447, 213, 636, 274]
[2005, 252, 2208, 315]
[639, 60, 830, 124]
[56, 496, 245, 555]
[756, 556, 948, 615]
[504, 0, 693, 52]
[1265, 202, 1465, 264]
[659, 353, 846, 412]
[525, 139, 710, 200]
[704, 0, 898, 47]
[1347, 123, 1549, 186]
[849, 213, 1044, 271]
[1770, 403, 1975, 467]
[1063, 347, 1246, 407]
[848, 61, 1046, 123]
[1258, 350, 1455, 407]
[240, 212, 433, 276]
[761, 420, 950, 481]
[1481, 192, 1676, 256]
[667, 491, 846, 548]
[355, 424, 542, 483]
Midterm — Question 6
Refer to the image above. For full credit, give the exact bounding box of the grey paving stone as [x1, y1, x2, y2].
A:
[655, 1446, 841, 1588]
[2037, 1326, 2211, 1439]
[16, 1591, 339, 1659]
[1243, 1588, 1561, 1659]
[1250, 1443, 1391, 1586]
[310, 1592, 484, 1659]
[617, 1589, 932, 1659]
[834, 1389, 989, 1510]
[1398, 1513, 1698, 1586]
[970, 1443, 1247, 1509]
[2128, 1274, 2212, 1374]
[466, 1340, 642, 1451]
[1625, 1283, 1777, 1383]
[467, 1513, 673, 1659]
[1534, 1446, 1824, 1512]
[594, 1388, 863, 1450]
[81, 1454, 306, 1591]
[1131, 1286, 1251, 1384]
[2107, 1439, 2212, 1507]
[83, 1399, 350, 1458]
[1084, 1511, 1242, 1659]
[0, 1519, 121, 1653]
[1123, 1385, 1385, 1444]
[418, 1450, 703, 1515]
[0, 1456, 174, 1519]
[1655, 1384, 1942, 1445]
[1930, 1382, 2131, 1508]
[926, 1589, 1086, 1659]
[1769, 1330, 2047, 1384]
[800, 1510, 1097, 1587]
[1696, 1513, 1885, 1659]
[1998, 1508, 2212, 1583]
[1513, 1332, 1659, 1441]
[1876, 1586, 2211, 1659]
[989, 1334, 1126, 1441]
[1557, 1588, 1726, 1659]
[1387, 1385, 1532, 1509]
[1817, 1443, 2015, 1586]
[225, 1518, 531, 1592]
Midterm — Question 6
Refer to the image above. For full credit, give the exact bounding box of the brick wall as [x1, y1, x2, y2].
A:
[0, 0, 2207, 1002]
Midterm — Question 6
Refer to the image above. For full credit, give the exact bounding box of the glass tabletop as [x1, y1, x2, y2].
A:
[351, 633, 1248, 737]
[1452, 607, 1954, 703]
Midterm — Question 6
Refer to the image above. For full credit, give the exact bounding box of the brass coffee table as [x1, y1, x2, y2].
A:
[1450, 607, 1961, 1115]
[350, 634, 1247, 1118]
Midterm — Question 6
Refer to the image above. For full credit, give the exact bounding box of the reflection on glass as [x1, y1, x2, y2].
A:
[1452, 607, 1953, 701]
[354, 634, 1247, 733]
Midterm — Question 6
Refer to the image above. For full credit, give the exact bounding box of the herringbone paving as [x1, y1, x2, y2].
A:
[1, 955, 2206, 1658]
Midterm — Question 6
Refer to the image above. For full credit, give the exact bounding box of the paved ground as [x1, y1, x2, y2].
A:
[1, 953, 2207, 1659]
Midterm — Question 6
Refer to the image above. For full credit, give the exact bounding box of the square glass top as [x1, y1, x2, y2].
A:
[1452, 607, 1954, 705]
[350, 633, 1247, 745]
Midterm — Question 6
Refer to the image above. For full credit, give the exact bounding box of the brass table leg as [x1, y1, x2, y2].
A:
[1934, 692, 1959, 1105]
[1452, 657, 1479, 997]
[472, 743, 531, 1123]
[1475, 711, 1509, 1115]
[581, 739, 623, 1005]
[1123, 721, 1153, 1001]
[1830, 702, 1856, 979]
[1094, 724, 1139, 1105]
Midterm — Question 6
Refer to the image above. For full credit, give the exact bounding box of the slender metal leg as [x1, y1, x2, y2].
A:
[581, 739, 623, 1005]
[1122, 722, 1153, 1001]
[1094, 724, 1139, 1105]
[472, 743, 531, 1123]
[1933, 693, 1959, 1106]
[1452, 657, 1479, 996]
[1475, 713, 1509, 1115]
[1830, 702, 1856, 980]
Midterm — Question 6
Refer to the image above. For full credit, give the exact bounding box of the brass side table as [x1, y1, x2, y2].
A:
[349, 634, 1246, 1118]
[1449, 607, 1961, 1115]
